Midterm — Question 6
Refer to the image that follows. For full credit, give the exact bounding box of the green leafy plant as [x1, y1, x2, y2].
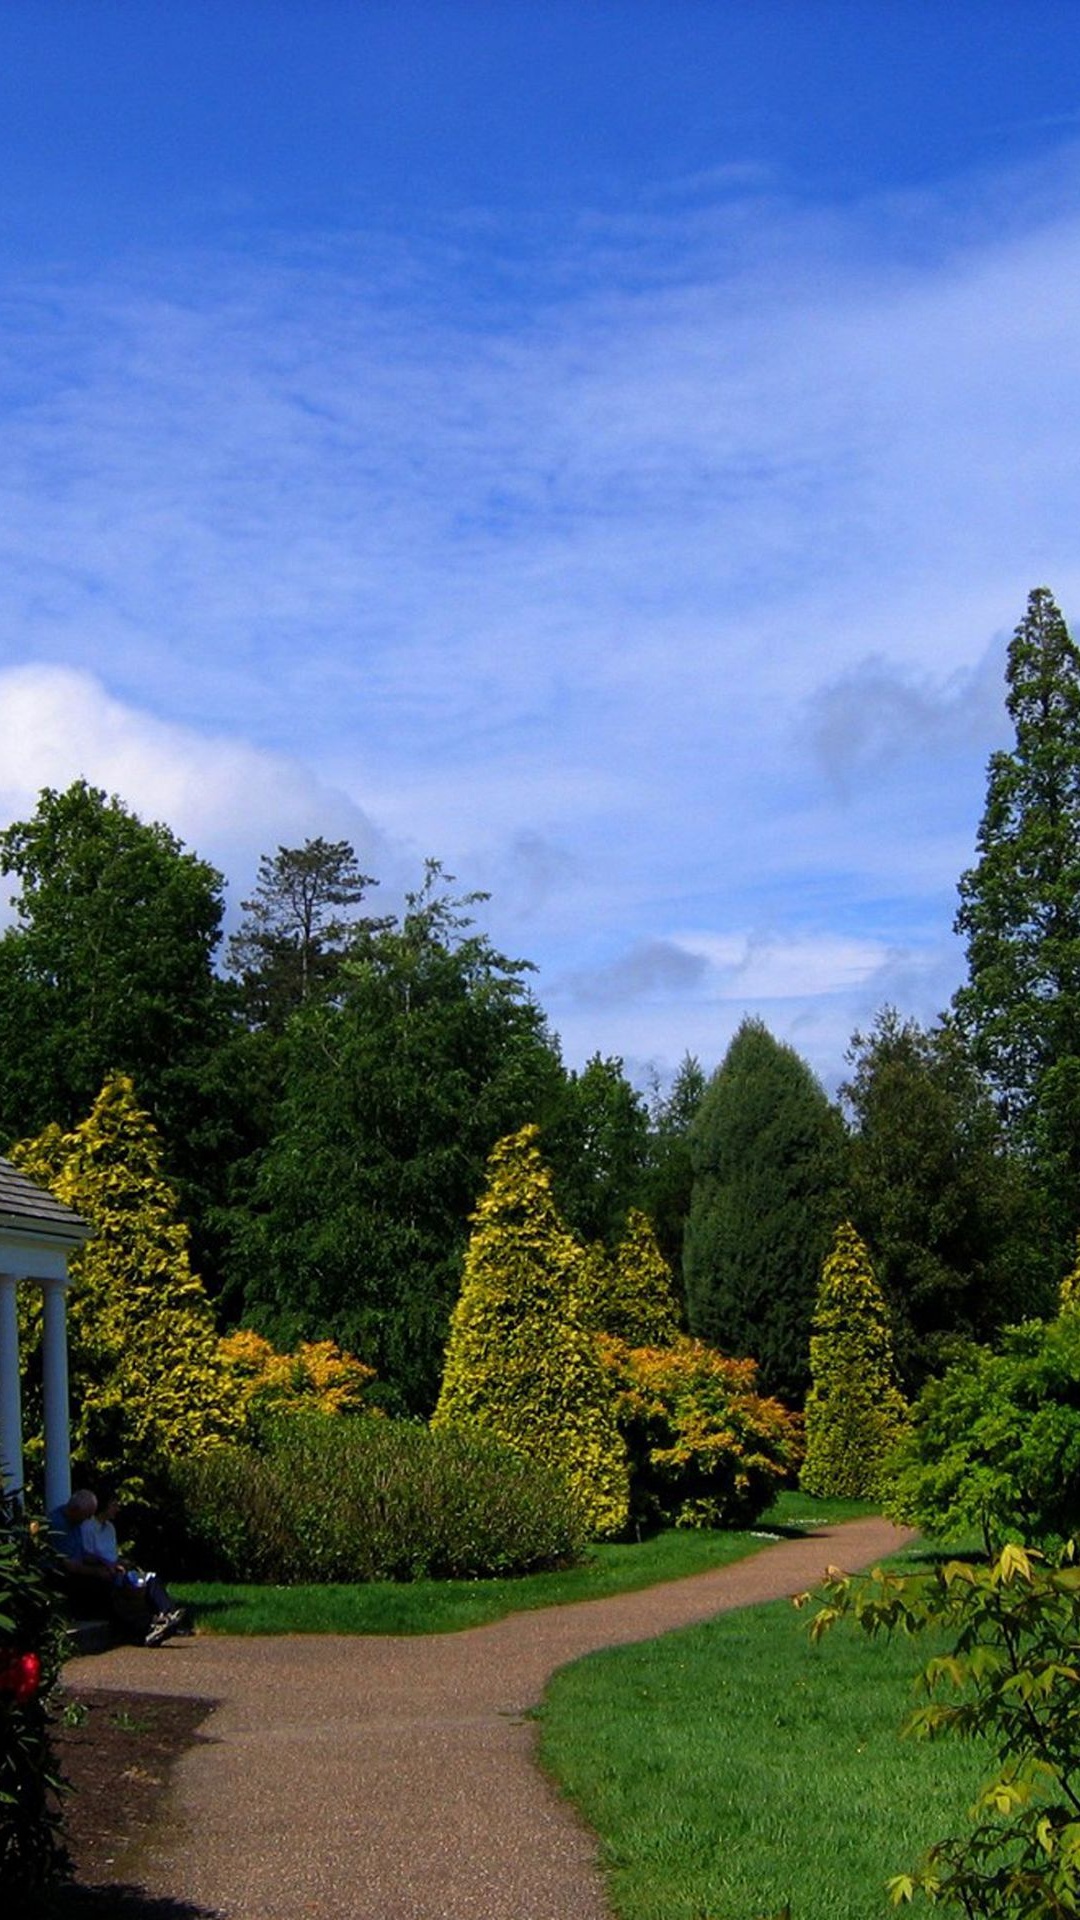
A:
[170, 1415, 587, 1582]
[0, 1495, 70, 1908]
[807, 1541, 1080, 1914]
[885, 1310, 1080, 1551]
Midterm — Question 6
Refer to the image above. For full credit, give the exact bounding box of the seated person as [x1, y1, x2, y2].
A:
[50, 1486, 186, 1647]
[80, 1486, 188, 1644]
[49, 1489, 112, 1615]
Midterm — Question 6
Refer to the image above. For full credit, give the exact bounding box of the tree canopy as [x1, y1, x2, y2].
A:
[0, 780, 229, 1153]
[226, 836, 383, 1029]
[229, 867, 566, 1412]
[843, 1008, 1044, 1387]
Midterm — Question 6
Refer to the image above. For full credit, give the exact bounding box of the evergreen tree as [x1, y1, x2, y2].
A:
[801, 1222, 908, 1498]
[13, 1075, 245, 1497]
[433, 1127, 629, 1536]
[954, 587, 1080, 1251]
[575, 1209, 681, 1348]
[843, 1008, 1043, 1386]
[642, 1052, 706, 1282]
[683, 1019, 847, 1401]
[227, 836, 383, 1029]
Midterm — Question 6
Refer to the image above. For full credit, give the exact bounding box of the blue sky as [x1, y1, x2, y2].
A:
[2, 2, 1079, 1089]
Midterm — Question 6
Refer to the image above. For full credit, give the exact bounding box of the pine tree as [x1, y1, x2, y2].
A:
[683, 1019, 847, 1401]
[227, 836, 383, 1029]
[801, 1222, 908, 1498]
[13, 1075, 245, 1494]
[954, 587, 1080, 1251]
[432, 1126, 629, 1536]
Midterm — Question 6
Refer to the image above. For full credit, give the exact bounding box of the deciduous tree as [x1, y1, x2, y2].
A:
[843, 1008, 1043, 1387]
[230, 868, 565, 1412]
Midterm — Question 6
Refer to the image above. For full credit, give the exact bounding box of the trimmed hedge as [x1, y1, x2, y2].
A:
[170, 1416, 587, 1583]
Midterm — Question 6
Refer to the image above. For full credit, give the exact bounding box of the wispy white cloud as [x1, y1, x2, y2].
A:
[2, 143, 1078, 1075]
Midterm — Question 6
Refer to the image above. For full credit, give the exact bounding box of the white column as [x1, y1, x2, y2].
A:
[0, 1272, 24, 1500]
[41, 1277, 71, 1514]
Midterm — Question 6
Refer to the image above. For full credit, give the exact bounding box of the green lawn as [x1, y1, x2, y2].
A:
[538, 1536, 984, 1920]
[174, 1489, 877, 1635]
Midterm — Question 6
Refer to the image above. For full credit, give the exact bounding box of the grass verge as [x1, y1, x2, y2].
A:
[173, 1489, 877, 1635]
[537, 1535, 984, 1920]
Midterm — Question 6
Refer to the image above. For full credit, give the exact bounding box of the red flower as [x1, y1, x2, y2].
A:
[0, 1649, 41, 1702]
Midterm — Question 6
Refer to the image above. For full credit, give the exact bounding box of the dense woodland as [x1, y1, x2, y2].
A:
[4, 586, 1080, 1442]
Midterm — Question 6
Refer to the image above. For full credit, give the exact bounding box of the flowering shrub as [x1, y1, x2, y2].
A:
[0, 1495, 70, 1906]
[599, 1335, 802, 1531]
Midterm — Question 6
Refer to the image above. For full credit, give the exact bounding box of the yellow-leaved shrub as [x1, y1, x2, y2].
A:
[599, 1334, 801, 1530]
[218, 1328, 378, 1437]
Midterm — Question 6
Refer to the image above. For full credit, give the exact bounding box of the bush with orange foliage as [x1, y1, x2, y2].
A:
[598, 1334, 802, 1532]
[218, 1329, 379, 1440]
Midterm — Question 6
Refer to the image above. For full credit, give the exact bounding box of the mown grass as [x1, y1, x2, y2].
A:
[538, 1535, 985, 1920]
[174, 1488, 877, 1635]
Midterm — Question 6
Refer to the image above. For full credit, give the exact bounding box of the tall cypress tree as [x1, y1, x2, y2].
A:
[953, 587, 1080, 1251]
[683, 1019, 847, 1402]
[801, 1222, 908, 1499]
[433, 1126, 629, 1537]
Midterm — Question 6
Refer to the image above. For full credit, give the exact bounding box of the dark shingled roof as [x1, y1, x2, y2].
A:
[0, 1157, 89, 1240]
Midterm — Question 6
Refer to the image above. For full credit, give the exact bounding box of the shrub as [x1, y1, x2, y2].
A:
[599, 1335, 801, 1531]
[808, 1541, 1080, 1915]
[885, 1311, 1080, 1550]
[802, 1221, 909, 1498]
[433, 1126, 630, 1537]
[0, 1496, 70, 1908]
[170, 1416, 587, 1582]
[218, 1329, 379, 1441]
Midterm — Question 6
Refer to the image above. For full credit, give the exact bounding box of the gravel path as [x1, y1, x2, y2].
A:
[62, 1516, 913, 1920]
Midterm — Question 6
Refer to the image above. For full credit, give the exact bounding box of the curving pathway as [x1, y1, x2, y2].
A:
[63, 1516, 913, 1920]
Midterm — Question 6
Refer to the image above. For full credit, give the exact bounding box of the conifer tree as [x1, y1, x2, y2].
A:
[14, 1075, 244, 1493]
[801, 1222, 908, 1498]
[433, 1125, 629, 1536]
[575, 1209, 681, 1348]
[684, 1018, 847, 1401]
[954, 587, 1080, 1253]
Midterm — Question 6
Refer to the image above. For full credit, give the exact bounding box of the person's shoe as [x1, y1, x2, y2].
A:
[165, 1608, 189, 1634]
[144, 1612, 177, 1648]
